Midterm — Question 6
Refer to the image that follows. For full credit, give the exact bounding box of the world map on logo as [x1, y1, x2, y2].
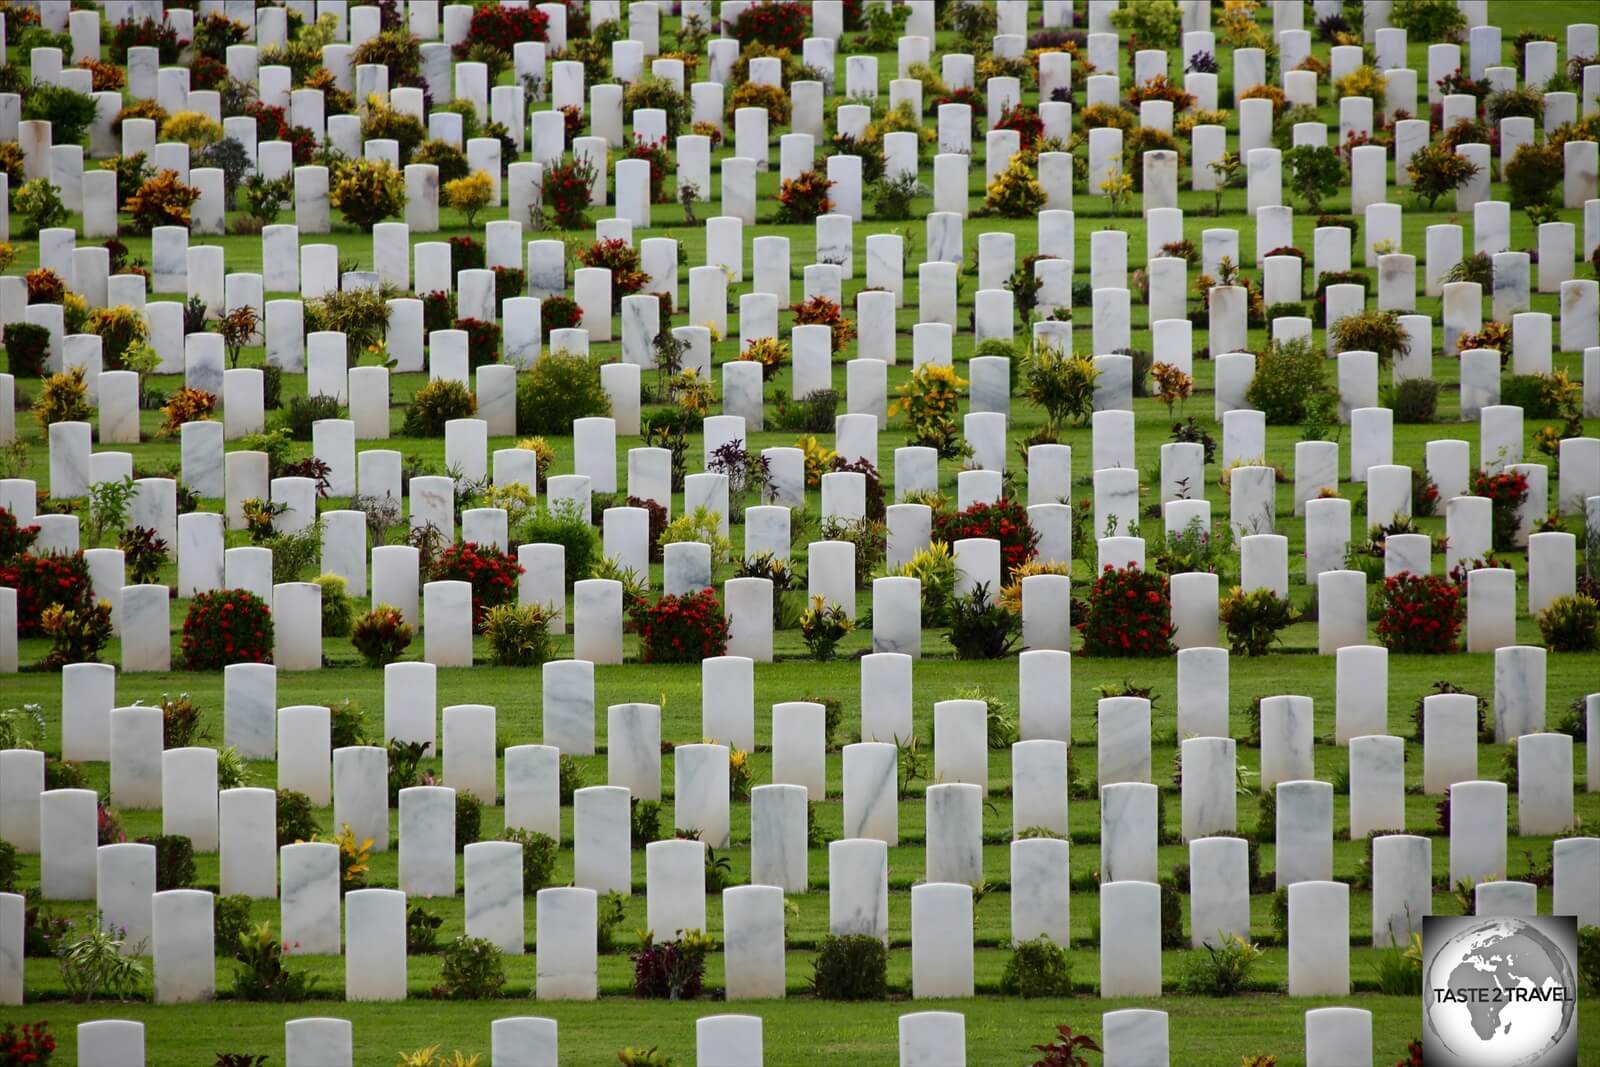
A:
[1425, 918, 1577, 1067]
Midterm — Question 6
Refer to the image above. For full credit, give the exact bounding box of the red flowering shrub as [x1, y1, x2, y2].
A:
[1077, 564, 1174, 657]
[0, 1020, 56, 1066]
[453, 317, 500, 368]
[774, 168, 835, 223]
[109, 17, 182, 63]
[0, 551, 93, 637]
[542, 155, 598, 230]
[1471, 468, 1530, 550]
[576, 237, 648, 309]
[625, 137, 672, 203]
[992, 104, 1045, 148]
[448, 235, 487, 280]
[188, 54, 230, 92]
[541, 295, 583, 337]
[935, 88, 988, 131]
[422, 289, 457, 333]
[559, 104, 585, 140]
[182, 588, 275, 669]
[732, 1, 808, 50]
[933, 498, 1039, 583]
[245, 102, 316, 164]
[0, 508, 41, 564]
[633, 589, 730, 663]
[430, 542, 523, 629]
[492, 266, 525, 314]
[1376, 573, 1464, 654]
[452, 4, 549, 57]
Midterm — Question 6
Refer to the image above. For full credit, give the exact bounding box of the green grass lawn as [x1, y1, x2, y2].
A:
[4, 1, 1600, 1064]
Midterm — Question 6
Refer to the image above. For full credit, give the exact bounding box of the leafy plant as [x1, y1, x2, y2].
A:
[403, 379, 477, 436]
[124, 170, 203, 234]
[436, 935, 506, 999]
[1219, 587, 1300, 656]
[1247, 336, 1331, 424]
[947, 584, 1022, 659]
[1330, 310, 1408, 367]
[38, 601, 114, 671]
[55, 923, 147, 1001]
[232, 922, 314, 1001]
[516, 350, 611, 433]
[276, 789, 319, 847]
[407, 905, 444, 954]
[444, 170, 495, 228]
[889, 364, 968, 458]
[1405, 142, 1479, 209]
[1180, 933, 1263, 995]
[1029, 1025, 1102, 1067]
[1021, 345, 1098, 431]
[456, 790, 483, 848]
[1537, 594, 1600, 652]
[501, 828, 558, 892]
[800, 596, 854, 660]
[481, 603, 555, 666]
[631, 929, 713, 1000]
[1001, 936, 1073, 997]
[810, 934, 888, 1000]
[34, 368, 92, 430]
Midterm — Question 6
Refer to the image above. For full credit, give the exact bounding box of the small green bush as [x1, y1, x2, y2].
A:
[522, 498, 601, 587]
[1219, 587, 1301, 656]
[275, 789, 319, 846]
[277, 393, 344, 440]
[1179, 933, 1264, 995]
[1391, 378, 1440, 424]
[402, 378, 476, 436]
[136, 834, 196, 891]
[516, 350, 611, 434]
[406, 904, 444, 954]
[1537, 594, 1600, 652]
[213, 893, 253, 954]
[558, 755, 586, 805]
[1000, 936, 1073, 997]
[946, 584, 1021, 659]
[314, 573, 355, 637]
[437, 935, 506, 999]
[810, 934, 889, 999]
[501, 827, 559, 891]
[456, 790, 483, 847]
[631, 797, 662, 848]
[481, 603, 555, 666]
[1330, 309, 1408, 367]
[1579, 925, 1600, 992]
[1246, 336, 1330, 424]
